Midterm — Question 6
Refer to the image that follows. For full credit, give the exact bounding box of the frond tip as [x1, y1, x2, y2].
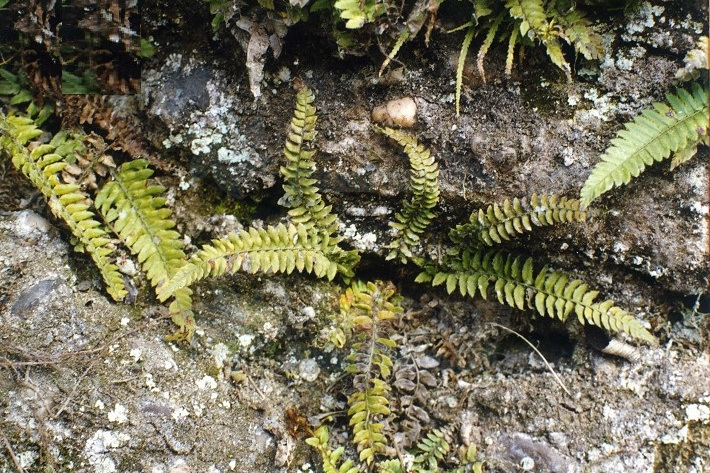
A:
[450, 194, 586, 248]
[376, 126, 440, 263]
[580, 82, 709, 209]
[416, 250, 657, 345]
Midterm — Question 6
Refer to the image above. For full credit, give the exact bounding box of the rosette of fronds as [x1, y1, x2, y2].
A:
[416, 250, 657, 344]
[334, 0, 388, 29]
[376, 126, 439, 263]
[95, 159, 195, 341]
[341, 280, 402, 464]
[280, 86, 337, 234]
[450, 194, 586, 248]
[0, 113, 126, 301]
[580, 82, 709, 209]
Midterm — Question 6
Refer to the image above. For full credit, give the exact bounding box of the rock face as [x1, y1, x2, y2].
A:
[1, 1, 708, 472]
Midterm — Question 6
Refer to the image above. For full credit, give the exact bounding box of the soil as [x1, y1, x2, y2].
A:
[0, 1, 708, 472]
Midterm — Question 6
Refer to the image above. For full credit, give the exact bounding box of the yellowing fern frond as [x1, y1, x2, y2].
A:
[305, 426, 360, 473]
[580, 82, 709, 209]
[281, 87, 337, 234]
[450, 194, 586, 248]
[95, 158, 195, 340]
[157, 223, 358, 302]
[416, 250, 657, 345]
[376, 127, 439, 263]
[0, 114, 127, 301]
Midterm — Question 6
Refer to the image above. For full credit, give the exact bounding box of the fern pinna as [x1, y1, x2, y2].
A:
[376, 126, 440, 263]
[95, 159, 195, 341]
[281, 86, 337, 234]
[416, 250, 657, 345]
[580, 82, 709, 209]
[305, 426, 359, 473]
[450, 194, 587, 248]
[0, 113, 127, 301]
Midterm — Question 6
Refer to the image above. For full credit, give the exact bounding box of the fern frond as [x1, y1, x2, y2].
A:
[580, 82, 709, 209]
[334, 0, 386, 29]
[476, 11, 505, 82]
[412, 429, 450, 473]
[280, 87, 337, 234]
[95, 158, 195, 340]
[450, 194, 586, 248]
[348, 378, 391, 464]
[505, 0, 546, 39]
[559, 9, 604, 60]
[340, 281, 402, 465]
[157, 223, 358, 301]
[380, 27, 411, 76]
[378, 459, 404, 473]
[456, 25, 475, 117]
[416, 250, 657, 344]
[0, 114, 126, 301]
[376, 127, 440, 263]
[306, 426, 360, 473]
[95, 159, 187, 289]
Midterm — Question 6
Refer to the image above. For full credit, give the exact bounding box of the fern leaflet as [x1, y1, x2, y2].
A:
[376, 126, 440, 263]
[580, 82, 709, 209]
[416, 250, 657, 344]
[450, 194, 586, 248]
[0, 114, 127, 301]
[305, 426, 360, 473]
[412, 429, 450, 473]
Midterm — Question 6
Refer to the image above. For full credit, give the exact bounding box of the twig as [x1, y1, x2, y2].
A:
[490, 323, 572, 398]
[0, 427, 25, 473]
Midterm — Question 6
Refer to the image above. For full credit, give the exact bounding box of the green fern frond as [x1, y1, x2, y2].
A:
[0, 114, 127, 301]
[558, 9, 604, 60]
[157, 223, 358, 302]
[339, 281, 402, 465]
[505, 0, 546, 39]
[380, 27, 411, 76]
[306, 426, 360, 473]
[95, 158, 195, 340]
[378, 459, 404, 473]
[348, 378, 391, 464]
[281, 87, 337, 234]
[476, 11, 505, 83]
[416, 250, 657, 345]
[456, 25, 476, 117]
[450, 194, 586, 248]
[580, 82, 709, 209]
[95, 159, 187, 289]
[412, 429, 450, 473]
[376, 127, 440, 263]
[334, 0, 386, 29]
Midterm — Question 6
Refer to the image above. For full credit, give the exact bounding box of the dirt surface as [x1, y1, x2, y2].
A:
[1, 0, 709, 472]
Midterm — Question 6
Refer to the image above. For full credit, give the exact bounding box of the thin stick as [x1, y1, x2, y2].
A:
[490, 323, 572, 398]
[0, 428, 25, 473]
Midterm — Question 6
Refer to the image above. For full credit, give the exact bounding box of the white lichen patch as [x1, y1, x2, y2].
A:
[107, 403, 128, 424]
[625, 2, 665, 35]
[298, 358, 321, 383]
[238, 334, 255, 348]
[196, 375, 218, 390]
[172, 406, 189, 422]
[211, 342, 230, 368]
[685, 404, 709, 422]
[83, 430, 130, 473]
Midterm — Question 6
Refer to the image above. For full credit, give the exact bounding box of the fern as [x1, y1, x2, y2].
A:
[95, 159, 195, 340]
[306, 426, 360, 473]
[412, 429, 450, 473]
[334, 0, 387, 29]
[450, 194, 586, 248]
[416, 250, 657, 344]
[376, 127, 440, 263]
[280, 87, 337, 234]
[580, 82, 709, 209]
[0, 113, 127, 301]
[341, 281, 402, 464]
[156, 223, 358, 302]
